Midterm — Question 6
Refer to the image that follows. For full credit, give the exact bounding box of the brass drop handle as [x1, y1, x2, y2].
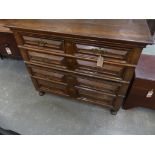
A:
[93, 47, 105, 53]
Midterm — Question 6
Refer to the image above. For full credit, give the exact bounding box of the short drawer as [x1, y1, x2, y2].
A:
[75, 59, 125, 79]
[76, 86, 115, 108]
[27, 64, 66, 84]
[27, 50, 66, 68]
[75, 43, 130, 63]
[21, 32, 64, 51]
[76, 75, 121, 95]
[34, 77, 68, 97]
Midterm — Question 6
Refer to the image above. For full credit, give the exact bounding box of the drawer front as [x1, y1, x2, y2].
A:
[75, 44, 129, 62]
[22, 33, 64, 51]
[35, 78, 68, 97]
[27, 50, 66, 68]
[27, 64, 66, 84]
[76, 75, 121, 95]
[76, 86, 115, 107]
[75, 59, 125, 79]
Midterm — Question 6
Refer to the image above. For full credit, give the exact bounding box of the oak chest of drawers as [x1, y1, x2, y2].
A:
[5, 19, 153, 114]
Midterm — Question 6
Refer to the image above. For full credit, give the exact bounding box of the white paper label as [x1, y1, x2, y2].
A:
[146, 89, 154, 98]
[97, 55, 104, 67]
[5, 47, 12, 55]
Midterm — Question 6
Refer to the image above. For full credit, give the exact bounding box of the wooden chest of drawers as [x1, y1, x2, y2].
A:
[5, 20, 152, 114]
[123, 54, 155, 110]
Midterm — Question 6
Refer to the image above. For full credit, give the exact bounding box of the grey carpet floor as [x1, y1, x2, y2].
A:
[0, 45, 155, 135]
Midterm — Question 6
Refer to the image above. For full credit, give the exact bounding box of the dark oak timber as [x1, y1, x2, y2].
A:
[123, 54, 155, 110]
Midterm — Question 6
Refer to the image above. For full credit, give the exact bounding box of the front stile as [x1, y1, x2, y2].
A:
[63, 40, 79, 98]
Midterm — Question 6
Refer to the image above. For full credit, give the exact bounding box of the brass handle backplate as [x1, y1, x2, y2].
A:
[37, 40, 47, 47]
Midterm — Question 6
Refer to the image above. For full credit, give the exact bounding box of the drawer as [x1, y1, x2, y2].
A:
[27, 50, 66, 68]
[27, 64, 66, 84]
[75, 44, 130, 63]
[75, 59, 125, 79]
[22, 33, 64, 51]
[34, 77, 68, 97]
[76, 75, 121, 95]
[76, 86, 115, 107]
